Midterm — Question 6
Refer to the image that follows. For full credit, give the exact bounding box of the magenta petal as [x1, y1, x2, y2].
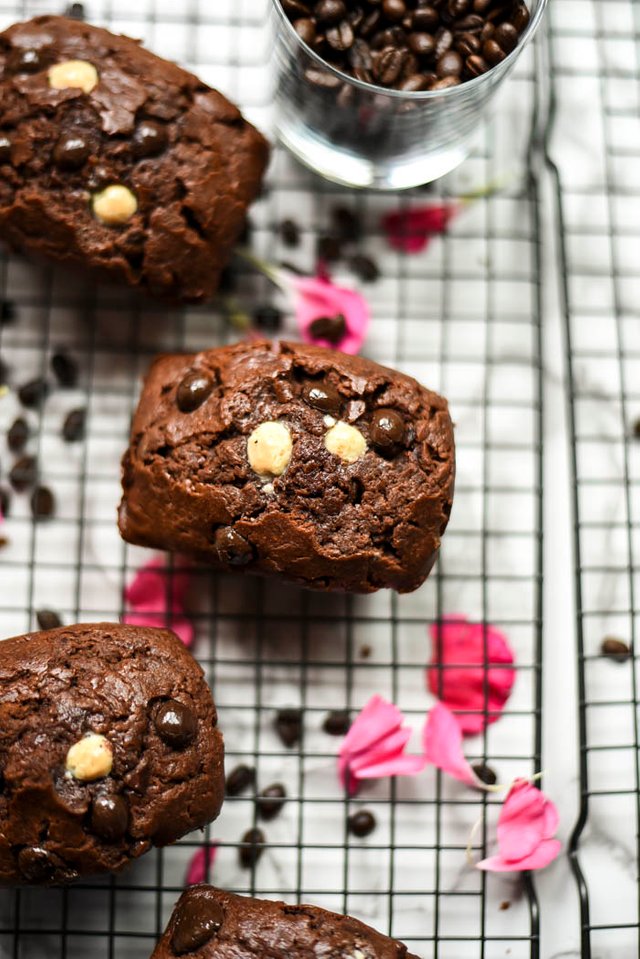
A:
[290, 275, 370, 355]
[382, 204, 460, 254]
[124, 555, 195, 647]
[543, 797, 560, 838]
[496, 780, 547, 862]
[184, 845, 217, 886]
[355, 753, 427, 780]
[477, 839, 562, 873]
[340, 695, 403, 756]
[423, 703, 480, 788]
[125, 556, 166, 607]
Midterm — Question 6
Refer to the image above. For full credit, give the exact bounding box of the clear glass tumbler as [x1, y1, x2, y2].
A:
[270, 0, 547, 190]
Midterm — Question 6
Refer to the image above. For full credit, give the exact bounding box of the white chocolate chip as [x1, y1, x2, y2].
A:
[65, 733, 113, 781]
[247, 421, 292, 477]
[323, 415, 336, 428]
[262, 482, 274, 495]
[92, 185, 138, 225]
[48, 59, 99, 94]
[324, 421, 367, 464]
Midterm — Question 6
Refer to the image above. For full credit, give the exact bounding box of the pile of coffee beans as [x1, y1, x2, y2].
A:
[280, 0, 530, 91]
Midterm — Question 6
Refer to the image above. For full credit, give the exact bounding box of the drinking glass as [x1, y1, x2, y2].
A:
[270, 0, 547, 190]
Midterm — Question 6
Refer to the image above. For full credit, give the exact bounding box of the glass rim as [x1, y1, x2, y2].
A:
[270, 0, 548, 100]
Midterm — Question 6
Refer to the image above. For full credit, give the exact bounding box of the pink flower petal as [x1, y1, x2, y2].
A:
[427, 615, 516, 735]
[340, 695, 404, 756]
[184, 845, 217, 886]
[355, 753, 427, 780]
[382, 203, 460, 254]
[123, 555, 194, 647]
[497, 780, 548, 862]
[477, 839, 561, 873]
[423, 703, 480, 788]
[123, 608, 194, 648]
[290, 274, 370, 355]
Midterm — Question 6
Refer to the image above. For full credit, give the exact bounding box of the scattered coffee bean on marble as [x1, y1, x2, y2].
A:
[600, 637, 631, 663]
[18, 377, 49, 409]
[62, 408, 86, 443]
[349, 253, 380, 283]
[9, 455, 38, 492]
[309, 313, 347, 344]
[51, 351, 79, 387]
[253, 305, 283, 332]
[7, 417, 29, 453]
[279, 218, 301, 247]
[36, 609, 62, 631]
[239, 827, 265, 869]
[225, 764, 256, 796]
[257, 783, 287, 821]
[323, 709, 351, 736]
[472, 762, 497, 786]
[348, 809, 376, 837]
[275, 707, 303, 748]
[31, 486, 55, 520]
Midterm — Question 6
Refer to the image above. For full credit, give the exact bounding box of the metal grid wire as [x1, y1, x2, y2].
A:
[547, 0, 640, 955]
[0, 1, 545, 957]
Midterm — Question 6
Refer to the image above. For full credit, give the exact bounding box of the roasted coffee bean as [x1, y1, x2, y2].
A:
[633, 417, 640, 438]
[9, 455, 37, 492]
[331, 206, 361, 243]
[455, 13, 485, 32]
[18, 377, 49, 409]
[349, 253, 380, 282]
[294, 17, 317, 43]
[275, 707, 303, 748]
[326, 20, 354, 50]
[176, 371, 215, 412]
[309, 313, 347, 344]
[480, 21, 495, 40]
[225, 764, 256, 796]
[62, 408, 86, 443]
[437, 49, 463, 76]
[51, 351, 78, 387]
[302, 380, 342, 416]
[279, 218, 301, 247]
[472, 762, 497, 786]
[370, 408, 406, 454]
[36, 609, 62, 630]
[348, 810, 376, 837]
[383, 0, 407, 21]
[239, 828, 265, 869]
[257, 783, 287, 821]
[316, 233, 342, 261]
[448, 0, 470, 16]
[323, 709, 351, 735]
[600, 637, 632, 663]
[511, 0, 530, 33]
[430, 74, 461, 88]
[408, 32, 435, 56]
[455, 32, 481, 56]
[412, 4, 439, 31]
[0, 136, 12, 164]
[348, 6, 365, 31]
[31, 486, 55, 519]
[91, 795, 129, 841]
[131, 120, 168, 159]
[283, 0, 312, 15]
[374, 45, 407, 84]
[0, 301, 16, 326]
[0, 487, 11, 519]
[465, 53, 489, 76]
[361, 9, 383, 37]
[493, 21, 518, 51]
[483, 38, 506, 64]
[65, 3, 86, 20]
[372, 26, 405, 50]
[473, 0, 493, 11]
[53, 135, 90, 170]
[7, 417, 29, 453]
[399, 73, 431, 91]
[434, 27, 454, 58]
[214, 527, 254, 566]
[350, 37, 373, 72]
[171, 887, 225, 955]
[253, 305, 283, 331]
[314, 0, 346, 25]
[154, 700, 198, 747]
[7, 48, 44, 74]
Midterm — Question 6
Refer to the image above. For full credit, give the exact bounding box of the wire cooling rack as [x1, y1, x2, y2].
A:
[546, 0, 640, 956]
[0, 2, 546, 957]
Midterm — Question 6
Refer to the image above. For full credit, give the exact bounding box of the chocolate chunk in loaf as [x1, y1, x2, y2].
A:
[151, 886, 421, 959]
[119, 339, 455, 593]
[0, 623, 224, 886]
[0, 16, 268, 302]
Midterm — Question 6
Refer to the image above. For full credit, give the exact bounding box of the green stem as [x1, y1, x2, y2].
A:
[235, 247, 287, 290]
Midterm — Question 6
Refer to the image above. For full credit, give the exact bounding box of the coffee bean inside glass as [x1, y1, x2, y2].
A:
[271, 0, 548, 189]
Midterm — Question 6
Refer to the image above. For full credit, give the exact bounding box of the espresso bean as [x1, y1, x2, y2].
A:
[360, 9, 383, 37]
[472, 762, 497, 786]
[275, 708, 303, 748]
[239, 828, 265, 869]
[493, 21, 518, 51]
[18, 377, 49, 409]
[448, 0, 470, 16]
[349, 253, 380, 282]
[455, 32, 481, 56]
[0, 487, 10, 518]
[7, 417, 29, 453]
[225, 764, 256, 796]
[283, 0, 312, 15]
[302, 380, 342, 416]
[332, 205, 361, 242]
[408, 32, 435, 56]
[65, 3, 85, 19]
[304, 67, 342, 89]
[327, 19, 355, 49]
[465, 53, 489, 76]
[317, 233, 342, 261]
[511, 0, 530, 33]
[51, 351, 78, 387]
[62, 408, 86, 443]
[348, 6, 365, 30]
[437, 49, 463, 76]
[412, 5, 439, 30]
[383, 0, 407, 21]
[257, 783, 287, 821]
[314, 0, 346, 25]
[434, 27, 454, 58]
[131, 120, 168, 159]
[31, 486, 55, 519]
[473, 0, 494, 10]
[350, 37, 373, 71]
[253, 305, 283, 331]
[455, 13, 485, 31]
[600, 637, 632, 663]
[36, 609, 62, 630]
[399, 73, 431, 91]
[53, 135, 90, 170]
[309, 313, 347, 344]
[279, 218, 301, 247]
[480, 21, 495, 40]
[372, 26, 405, 50]
[348, 810, 376, 837]
[429, 74, 461, 88]
[9, 455, 37, 492]
[294, 17, 317, 43]
[0, 136, 12, 164]
[374, 45, 407, 84]
[323, 709, 351, 735]
[483, 38, 506, 63]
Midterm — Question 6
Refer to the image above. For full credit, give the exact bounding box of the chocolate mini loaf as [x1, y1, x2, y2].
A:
[0, 16, 268, 302]
[151, 886, 420, 958]
[119, 339, 455, 593]
[0, 623, 224, 886]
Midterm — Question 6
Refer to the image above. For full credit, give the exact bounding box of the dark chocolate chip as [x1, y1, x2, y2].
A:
[7, 417, 29, 453]
[239, 827, 266, 868]
[301, 380, 342, 416]
[472, 762, 497, 786]
[9, 455, 38, 492]
[257, 783, 287, 821]
[370, 408, 406, 454]
[253, 305, 283, 332]
[171, 886, 225, 955]
[214, 527, 254, 566]
[275, 707, 303, 748]
[323, 709, 351, 735]
[600, 637, 632, 663]
[62, 408, 86, 443]
[31, 486, 55, 519]
[225, 763, 256, 796]
[36, 609, 62, 631]
[18, 377, 49, 409]
[279, 218, 301, 247]
[348, 810, 376, 837]
[176, 371, 215, 413]
[53, 135, 90, 170]
[131, 120, 168, 159]
[51, 351, 79, 387]
[348, 254, 380, 283]
[0, 136, 12, 164]
[7, 48, 44, 74]
[332, 206, 362, 243]
[86, 165, 111, 191]
[154, 700, 198, 748]
[91, 794, 129, 841]
[17, 846, 56, 883]
[308, 313, 347, 345]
